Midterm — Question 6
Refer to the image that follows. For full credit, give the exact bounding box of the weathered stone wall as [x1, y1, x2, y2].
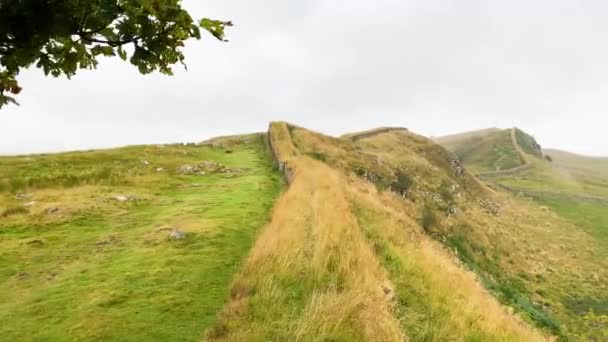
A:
[346, 127, 409, 141]
[267, 123, 295, 185]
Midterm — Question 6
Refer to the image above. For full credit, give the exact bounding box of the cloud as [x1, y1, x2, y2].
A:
[1, 0, 606, 155]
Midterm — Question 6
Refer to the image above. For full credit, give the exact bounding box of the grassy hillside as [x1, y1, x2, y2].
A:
[0, 136, 282, 341]
[436, 127, 608, 339]
[3, 123, 606, 341]
[434, 128, 526, 173]
[544, 149, 608, 194]
[207, 123, 545, 341]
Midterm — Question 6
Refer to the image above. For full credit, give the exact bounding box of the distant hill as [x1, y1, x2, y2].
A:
[434, 127, 543, 173]
[544, 148, 608, 179]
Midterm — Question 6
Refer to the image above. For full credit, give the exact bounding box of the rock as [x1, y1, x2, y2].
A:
[143, 160, 150, 165]
[23, 201, 36, 207]
[156, 167, 164, 172]
[178, 164, 201, 174]
[381, 282, 396, 303]
[114, 195, 129, 202]
[222, 167, 244, 173]
[47, 207, 59, 214]
[155, 225, 173, 232]
[15, 193, 32, 200]
[169, 229, 186, 239]
[477, 198, 501, 215]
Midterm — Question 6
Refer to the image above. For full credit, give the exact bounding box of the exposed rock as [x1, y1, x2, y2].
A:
[23, 201, 36, 207]
[381, 282, 396, 304]
[155, 225, 173, 232]
[47, 207, 59, 214]
[477, 198, 501, 215]
[156, 167, 164, 172]
[449, 157, 465, 177]
[221, 167, 244, 173]
[199, 160, 224, 172]
[143, 160, 150, 165]
[114, 195, 129, 202]
[169, 229, 186, 239]
[178, 164, 201, 174]
[113, 195, 139, 202]
[15, 193, 32, 200]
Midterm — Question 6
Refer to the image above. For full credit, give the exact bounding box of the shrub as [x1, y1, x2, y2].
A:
[391, 171, 413, 196]
[421, 203, 436, 231]
[438, 181, 454, 205]
[307, 151, 327, 162]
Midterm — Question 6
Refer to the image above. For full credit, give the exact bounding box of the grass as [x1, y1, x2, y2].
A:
[0, 135, 282, 341]
[350, 197, 543, 341]
[3, 122, 606, 340]
[531, 195, 608, 242]
[206, 123, 545, 341]
[436, 128, 524, 173]
[436, 126, 608, 339]
[349, 126, 608, 339]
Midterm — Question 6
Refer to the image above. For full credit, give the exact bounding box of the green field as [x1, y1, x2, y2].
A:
[0, 136, 281, 341]
[532, 196, 608, 243]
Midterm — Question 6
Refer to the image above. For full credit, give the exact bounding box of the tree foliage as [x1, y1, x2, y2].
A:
[0, 0, 232, 108]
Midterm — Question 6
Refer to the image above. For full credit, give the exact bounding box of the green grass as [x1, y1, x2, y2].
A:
[532, 195, 608, 243]
[0, 136, 282, 341]
[437, 129, 523, 173]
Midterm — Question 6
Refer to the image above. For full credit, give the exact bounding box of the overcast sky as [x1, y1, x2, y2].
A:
[1, 0, 607, 156]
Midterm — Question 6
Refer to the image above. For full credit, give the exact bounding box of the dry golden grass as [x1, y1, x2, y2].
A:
[207, 124, 548, 341]
[348, 179, 547, 341]
[207, 156, 404, 341]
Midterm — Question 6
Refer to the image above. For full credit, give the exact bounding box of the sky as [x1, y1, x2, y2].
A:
[1, 0, 607, 156]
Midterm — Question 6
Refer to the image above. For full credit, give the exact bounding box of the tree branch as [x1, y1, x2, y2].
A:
[79, 35, 141, 47]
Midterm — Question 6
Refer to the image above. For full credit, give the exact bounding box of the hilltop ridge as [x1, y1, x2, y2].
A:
[434, 127, 543, 174]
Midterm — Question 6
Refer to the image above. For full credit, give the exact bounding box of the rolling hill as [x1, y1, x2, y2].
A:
[434, 127, 543, 174]
[1, 123, 607, 340]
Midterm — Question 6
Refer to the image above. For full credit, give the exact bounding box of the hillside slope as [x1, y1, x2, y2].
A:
[2, 124, 606, 340]
[208, 123, 560, 340]
[436, 127, 608, 339]
[434, 128, 542, 174]
[0, 136, 282, 341]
